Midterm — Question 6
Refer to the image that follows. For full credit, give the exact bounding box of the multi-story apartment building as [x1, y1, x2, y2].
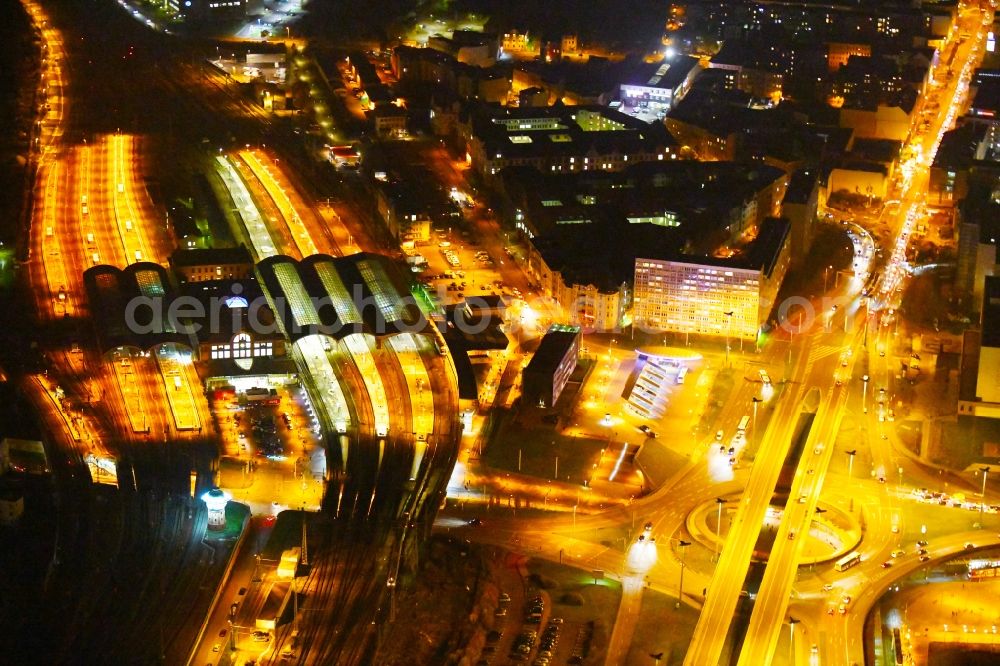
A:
[633, 217, 791, 340]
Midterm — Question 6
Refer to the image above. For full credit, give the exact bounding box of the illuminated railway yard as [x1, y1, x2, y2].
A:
[211, 146, 459, 662]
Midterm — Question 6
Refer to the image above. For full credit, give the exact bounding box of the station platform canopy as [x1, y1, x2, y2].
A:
[255, 253, 432, 343]
[83, 263, 190, 353]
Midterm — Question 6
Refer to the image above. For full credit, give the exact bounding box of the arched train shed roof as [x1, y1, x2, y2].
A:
[255, 253, 432, 343]
[82, 262, 191, 353]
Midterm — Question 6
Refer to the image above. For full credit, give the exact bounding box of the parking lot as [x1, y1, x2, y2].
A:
[419, 225, 523, 306]
[212, 382, 326, 512]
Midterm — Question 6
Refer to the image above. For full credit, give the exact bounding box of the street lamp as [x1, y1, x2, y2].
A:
[723, 311, 734, 367]
[714, 498, 727, 561]
[789, 617, 800, 662]
[846, 450, 857, 511]
[751, 397, 763, 449]
[862, 375, 870, 413]
[980, 466, 991, 527]
[676, 539, 690, 609]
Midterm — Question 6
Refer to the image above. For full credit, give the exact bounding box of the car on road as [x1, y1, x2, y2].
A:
[919, 554, 931, 562]
[212, 644, 221, 652]
[881, 561, 893, 568]
[891, 549, 905, 558]
[965, 542, 976, 550]
[251, 631, 271, 642]
[468, 517, 482, 526]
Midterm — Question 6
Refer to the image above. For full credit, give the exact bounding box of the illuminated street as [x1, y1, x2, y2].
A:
[7, 0, 1000, 664]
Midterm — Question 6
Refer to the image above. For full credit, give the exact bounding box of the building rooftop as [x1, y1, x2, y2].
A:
[170, 245, 253, 269]
[850, 137, 902, 164]
[744, 217, 792, 278]
[982, 275, 1000, 349]
[471, 104, 676, 160]
[622, 56, 700, 90]
[83, 262, 187, 352]
[667, 87, 781, 137]
[255, 253, 431, 343]
[971, 78, 1000, 118]
[933, 123, 987, 170]
[711, 40, 782, 73]
[501, 160, 786, 249]
[783, 167, 819, 204]
[524, 325, 580, 376]
[961, 183, 1000, 245]
[444, 300, 509, 351]
[176, 279, 283, 345]
[530, 214, 684, 293]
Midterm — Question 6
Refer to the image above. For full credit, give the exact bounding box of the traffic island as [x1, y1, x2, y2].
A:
[687, 496, 862, 566]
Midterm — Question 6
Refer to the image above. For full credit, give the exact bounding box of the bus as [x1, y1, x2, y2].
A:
[244, 387, 281, 406]
[737, 415, 751, 432]
[676, 367, 688, 384]
[834, 551, 862, 572]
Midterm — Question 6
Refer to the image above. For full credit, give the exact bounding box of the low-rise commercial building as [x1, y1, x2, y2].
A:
[370, 105, 408, 139]
[618, 56, 701, 115]
[374, 179, 433, 244]
[428, 30, 498, 67]
[522, 325, 580, 408]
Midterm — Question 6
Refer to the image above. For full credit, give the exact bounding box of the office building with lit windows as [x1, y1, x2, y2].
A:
[522, 325, 581, 408]
[464, 105, 677, 180]
[633, 217, 791, 340]
[618, 55, 701, 113]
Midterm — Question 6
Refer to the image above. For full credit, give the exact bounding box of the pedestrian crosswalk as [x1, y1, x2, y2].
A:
[806, 345, 842, 364]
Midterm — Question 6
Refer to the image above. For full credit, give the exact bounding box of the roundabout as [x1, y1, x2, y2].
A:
[686, 495, 863, 566]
